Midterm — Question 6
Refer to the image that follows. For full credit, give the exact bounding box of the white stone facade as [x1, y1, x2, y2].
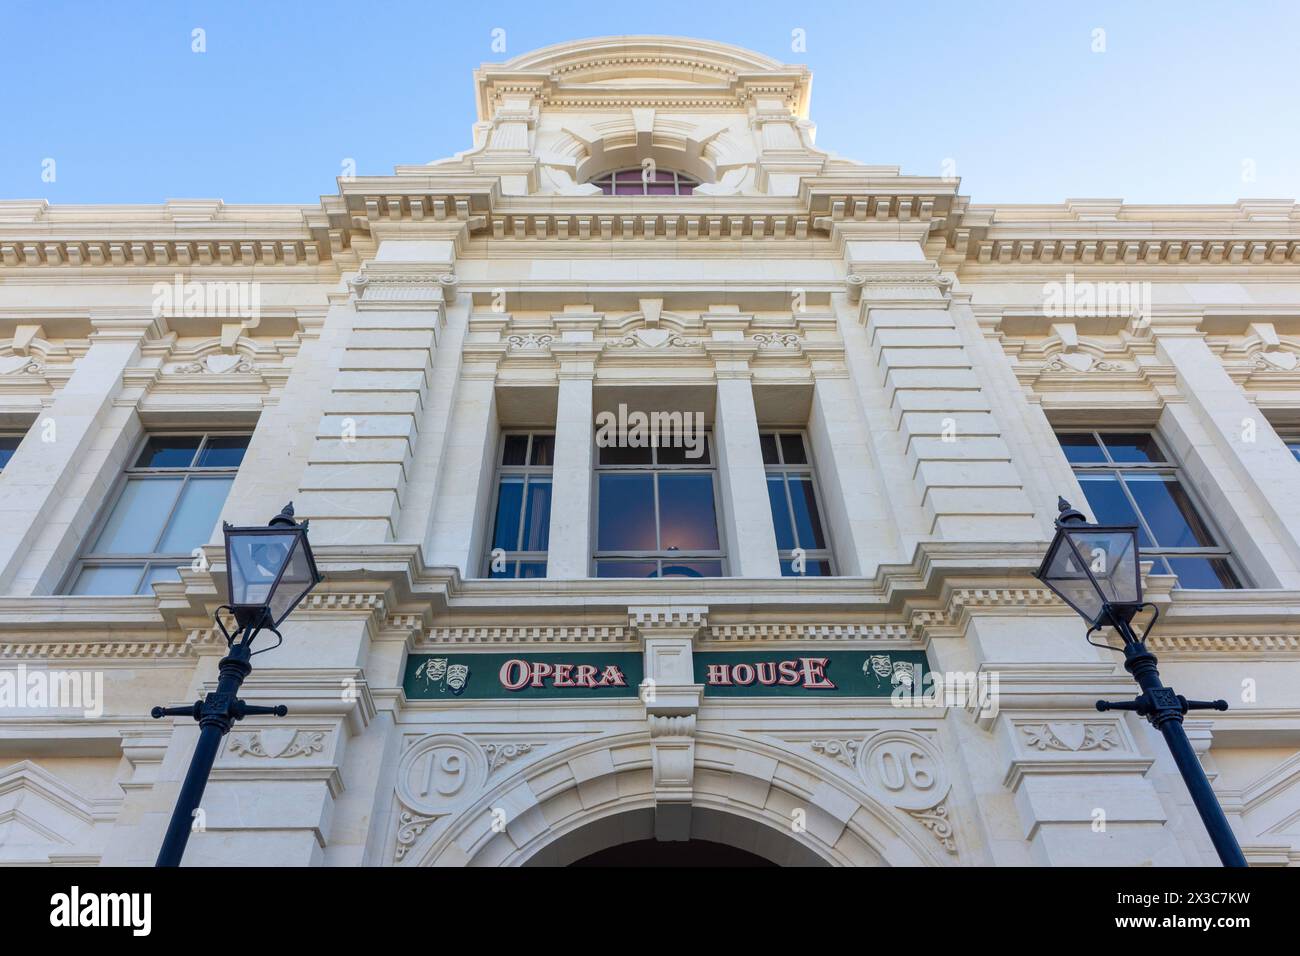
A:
[0, 35, 1298, 867]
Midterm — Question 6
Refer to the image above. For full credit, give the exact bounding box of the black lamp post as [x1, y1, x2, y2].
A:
[1034, 497, 1247, 868]
[150, 503, 322, 867]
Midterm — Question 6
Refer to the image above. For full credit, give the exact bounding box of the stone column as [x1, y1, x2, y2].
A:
[633, 605, 706, 842]
[296, 267, 451, 545]
[1154, 323, 1300, 588]
[848, 266, 1039, 542]
[424, 356, 500, 576]
[709, 347, 781, 577]
[0, 314, 162, 595]
[547, 346, 597, 579]
[806, 365, 900, 575]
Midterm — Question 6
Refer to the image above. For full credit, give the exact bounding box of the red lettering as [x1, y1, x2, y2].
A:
[755, 662, 777, 686]
[705, 663, 731, 686]
[500, 659, 530, 691]
[554, 663, 574, 687]
[530, 662, 554, 688]
[599, 665, 626, 687]
[575, 664, 598, 688]
[731, 663, 755, 686]
[777, 660, 801, 685]
[800, 657, 836, 689]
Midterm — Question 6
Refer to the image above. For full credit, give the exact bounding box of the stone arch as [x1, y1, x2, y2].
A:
[410, 731, 945, 867]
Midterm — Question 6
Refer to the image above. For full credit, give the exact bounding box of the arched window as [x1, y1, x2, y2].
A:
[590, 168, 698, 196]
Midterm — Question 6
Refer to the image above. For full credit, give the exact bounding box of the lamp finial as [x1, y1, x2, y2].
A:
[1056, 497, 1087, 525]
[269, 502, 297, 527]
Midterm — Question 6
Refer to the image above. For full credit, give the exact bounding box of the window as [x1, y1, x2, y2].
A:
[67, 433, 250, 595]
[485, 432, 553, 578]
[589, 168, 698, 196]
[761, 432, 834, 576]
[594, 437, 724, 578]
[1282, 433, 1300, 462]
[0, 434, 21, 471]
[1057, 430, 1243, 589]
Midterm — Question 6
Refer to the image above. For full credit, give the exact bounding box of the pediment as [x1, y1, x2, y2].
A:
[0, 761, 102, 862]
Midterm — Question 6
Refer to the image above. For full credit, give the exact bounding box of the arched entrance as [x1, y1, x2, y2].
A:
[523, 807, 828, 866]
[406, 731, 944, 867]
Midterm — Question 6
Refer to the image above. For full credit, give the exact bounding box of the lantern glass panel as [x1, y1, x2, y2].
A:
[1064, 527, 1141, 606]
[267, 536, 316, 625]
[227, 531, 297, 608]
[1040, 533, 1105, 623]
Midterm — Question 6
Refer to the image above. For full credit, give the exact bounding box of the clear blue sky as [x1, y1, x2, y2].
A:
[4, 0, 1298, 206]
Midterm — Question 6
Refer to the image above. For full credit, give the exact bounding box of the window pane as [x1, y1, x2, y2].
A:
[1101, 433, 1166, 463]
[1123, 474, 1216, 548]
[613, 183, 644, 195]
[0, 436, 20, 469]
[491, 477, 524, 551]
[660, 560, 722, 578]
[656, 435, 709, 465]
[646, 183, 676, 195]
[157, 477, 234, 553]
[1076, 474, 1151, 547]
[596, 559, 658, 578]
[489, 561, 515, 580]
[615, 169, 645, 183]
[71, 564, 145, 595]
[759, 433, 779, 465]
[1057, 433, 1106, 463]
[678, 183, 695, 196]
[788, 477, 826, 549]
[529, 435, 554, 466]
[779, 434, 808, 465]
[501, 435, 529, 466]
[139, 564, 182, 593]
[780, 559, 832, 577]
[598, 443, 653, 465]
[657, 474, 720, 551]
[1287, 441, 1300, 462]
[135, 436, 201, 468]
[92, 478, 183, 553]
[521, 479, 552, 551]
[1166, 556, 1241, 589]
[767, 477, 795, 551]
[197, 436, 250, 467]
[597, 474, 656, 550]
[518, 562, 547, 578]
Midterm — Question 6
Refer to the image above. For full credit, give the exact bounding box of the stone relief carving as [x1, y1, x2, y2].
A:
[227, 729, 328, 759]
[810, 738, 861, 768]
[394, 810, 441, 862]
[905, 799, 958, 854]
[1021, 722, 1121, 752]
[857, 731, 950, 811]
[482, 742, 534, 773]
[607, 328, 700, 349]
[506, 332, 554, 351]
[1253, 349, 1299, 371]
[1043, 353, 1126, 373]
[752, 332, 801, 349]
[0, 355, 43, 375]
[170, 353, 256, 375]
[396, 733, 488, 816]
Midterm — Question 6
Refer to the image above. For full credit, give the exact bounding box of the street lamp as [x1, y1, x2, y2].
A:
[150, 503, 322, 867]
[1035, 498, 1247, 867]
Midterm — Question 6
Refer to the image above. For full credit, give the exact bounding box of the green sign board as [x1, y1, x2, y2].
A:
[694, 650, 927, 698]
[404, 652, 643, 700]
[404, 649, 928, 701]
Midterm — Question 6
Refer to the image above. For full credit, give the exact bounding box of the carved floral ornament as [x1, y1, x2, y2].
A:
[169, 353, 256, 375]
[810, 730, 958, 855]
[0, 354, 43, 376]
